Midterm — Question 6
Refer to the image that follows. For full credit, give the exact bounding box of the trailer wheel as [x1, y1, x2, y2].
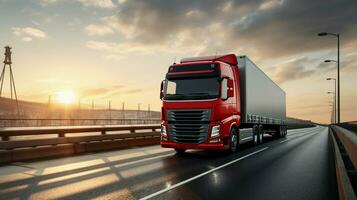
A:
[229, 128, 238, 153]
[175, 149, 186, 155]
[252, 125, 259, 146]
[283, 126, 287, 137]
[258, 125, 264, 144]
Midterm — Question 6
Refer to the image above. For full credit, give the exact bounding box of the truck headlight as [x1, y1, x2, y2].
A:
[161, 125, 167, 137]
[211, 125, 220, 137]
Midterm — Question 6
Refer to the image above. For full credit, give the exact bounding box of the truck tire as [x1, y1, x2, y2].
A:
[276, 126, 285, 138]
[258, 125, 264, 144]
[175, 149, 186, 155]
[229, 128, 238, 153]
[273, 126, 281, 139]
[252, 125, 259, 146]
[283, 126, 287, 137]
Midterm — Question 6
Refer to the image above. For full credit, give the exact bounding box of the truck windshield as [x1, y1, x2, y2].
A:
[164, 77, 220, 100]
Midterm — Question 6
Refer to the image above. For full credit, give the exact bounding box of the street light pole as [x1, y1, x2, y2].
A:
[318, 32, 341, 123]
[327, 78, 337, 123]
[337, 34, 340, 123]
[327, 92, 335, 124]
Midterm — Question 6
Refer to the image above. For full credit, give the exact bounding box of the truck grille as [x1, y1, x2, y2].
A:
[167, 109, 211, 144]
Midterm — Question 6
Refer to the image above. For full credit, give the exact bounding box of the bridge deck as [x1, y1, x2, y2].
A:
[0, 126, 337, 200]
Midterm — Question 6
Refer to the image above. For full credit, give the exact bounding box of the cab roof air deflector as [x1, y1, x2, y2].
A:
[180, 54, 238, 65]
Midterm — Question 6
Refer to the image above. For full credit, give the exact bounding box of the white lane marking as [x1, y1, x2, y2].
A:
[279, 139, 289, 143]
[140, 147, 269, 200]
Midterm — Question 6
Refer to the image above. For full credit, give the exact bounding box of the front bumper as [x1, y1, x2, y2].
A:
[161, 140, 227, 150]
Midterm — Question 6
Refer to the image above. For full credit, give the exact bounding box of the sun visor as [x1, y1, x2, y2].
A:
[166, 63, 220, 79]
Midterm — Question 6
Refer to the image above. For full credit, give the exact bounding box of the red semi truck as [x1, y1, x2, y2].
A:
[160, 54, 286, 153]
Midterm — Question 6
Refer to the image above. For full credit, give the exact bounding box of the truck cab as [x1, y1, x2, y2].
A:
[160, 54, 286, 153]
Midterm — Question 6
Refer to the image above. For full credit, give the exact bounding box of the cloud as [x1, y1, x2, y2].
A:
[77, 0, 116, 9]
[39, 0, 116, 8]
[85, 24, 115, 36]
[266, 51, 357, 84]
[39, 0, 59, 4]
[13, 27, 47, 38]
[316, 52, 357, 74]
[86, 39, 207, 56]
[79, 85, 143, 99]
[22, 37, 33, 42]
[259, 0, 284, 10]
[79, 85, 123, 98]
[271, 57, 316, 83]
[84, 0, 356, 60]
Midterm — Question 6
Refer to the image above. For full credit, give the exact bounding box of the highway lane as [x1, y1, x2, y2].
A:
[0, 126, 337, 200]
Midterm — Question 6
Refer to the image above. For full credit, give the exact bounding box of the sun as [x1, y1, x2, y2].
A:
[56, 90, 76, 104]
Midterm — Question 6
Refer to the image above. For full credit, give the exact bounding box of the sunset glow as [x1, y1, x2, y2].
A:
[56, 90, 76, 105]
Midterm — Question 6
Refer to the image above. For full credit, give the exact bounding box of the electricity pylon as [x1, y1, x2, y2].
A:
[0, 46, 19, 115]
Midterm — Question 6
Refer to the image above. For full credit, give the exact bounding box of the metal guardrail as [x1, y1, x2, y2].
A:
[0, 124, 161, 163]
[0, 118, 161, 127]
[338, 122, 357, 133]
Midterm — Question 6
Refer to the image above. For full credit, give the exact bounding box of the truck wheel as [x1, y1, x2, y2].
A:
[175, 149, 186, 155]
[283, 126, 287, 137]
[278, 126, 283, 138]
[252, 125, 259, 146]
[258, 125, 264, 144]
[273, 126, 280, 139]
[229, 128, 238, 153]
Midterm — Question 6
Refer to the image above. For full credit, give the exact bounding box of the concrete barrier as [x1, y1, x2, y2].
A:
[330, 126, 357, 200]
[333, 126, 357, 169]
[0, 124, 161, 164]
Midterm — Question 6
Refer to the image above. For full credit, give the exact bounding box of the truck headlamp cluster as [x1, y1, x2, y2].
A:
[211, 125, 220, 137]
[161, 125, 167, 137]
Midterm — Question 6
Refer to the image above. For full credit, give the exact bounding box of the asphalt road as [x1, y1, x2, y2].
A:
[0, 126, 337, 200]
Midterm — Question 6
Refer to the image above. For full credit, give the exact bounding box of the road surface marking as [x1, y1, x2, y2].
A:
[279, 139, 290, 143]
[140, 147, 269, 200]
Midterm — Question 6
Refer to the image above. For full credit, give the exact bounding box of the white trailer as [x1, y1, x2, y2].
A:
[237, 55, 286, 125]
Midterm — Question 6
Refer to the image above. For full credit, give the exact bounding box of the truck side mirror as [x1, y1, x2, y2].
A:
[222, 78, 234, 100]
[160, 80, 164, 99]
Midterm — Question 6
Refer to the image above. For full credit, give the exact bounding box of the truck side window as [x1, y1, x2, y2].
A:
[221, 78, 228, 100]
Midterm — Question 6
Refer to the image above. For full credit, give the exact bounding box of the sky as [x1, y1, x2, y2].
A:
[0, 0, 356, 123]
